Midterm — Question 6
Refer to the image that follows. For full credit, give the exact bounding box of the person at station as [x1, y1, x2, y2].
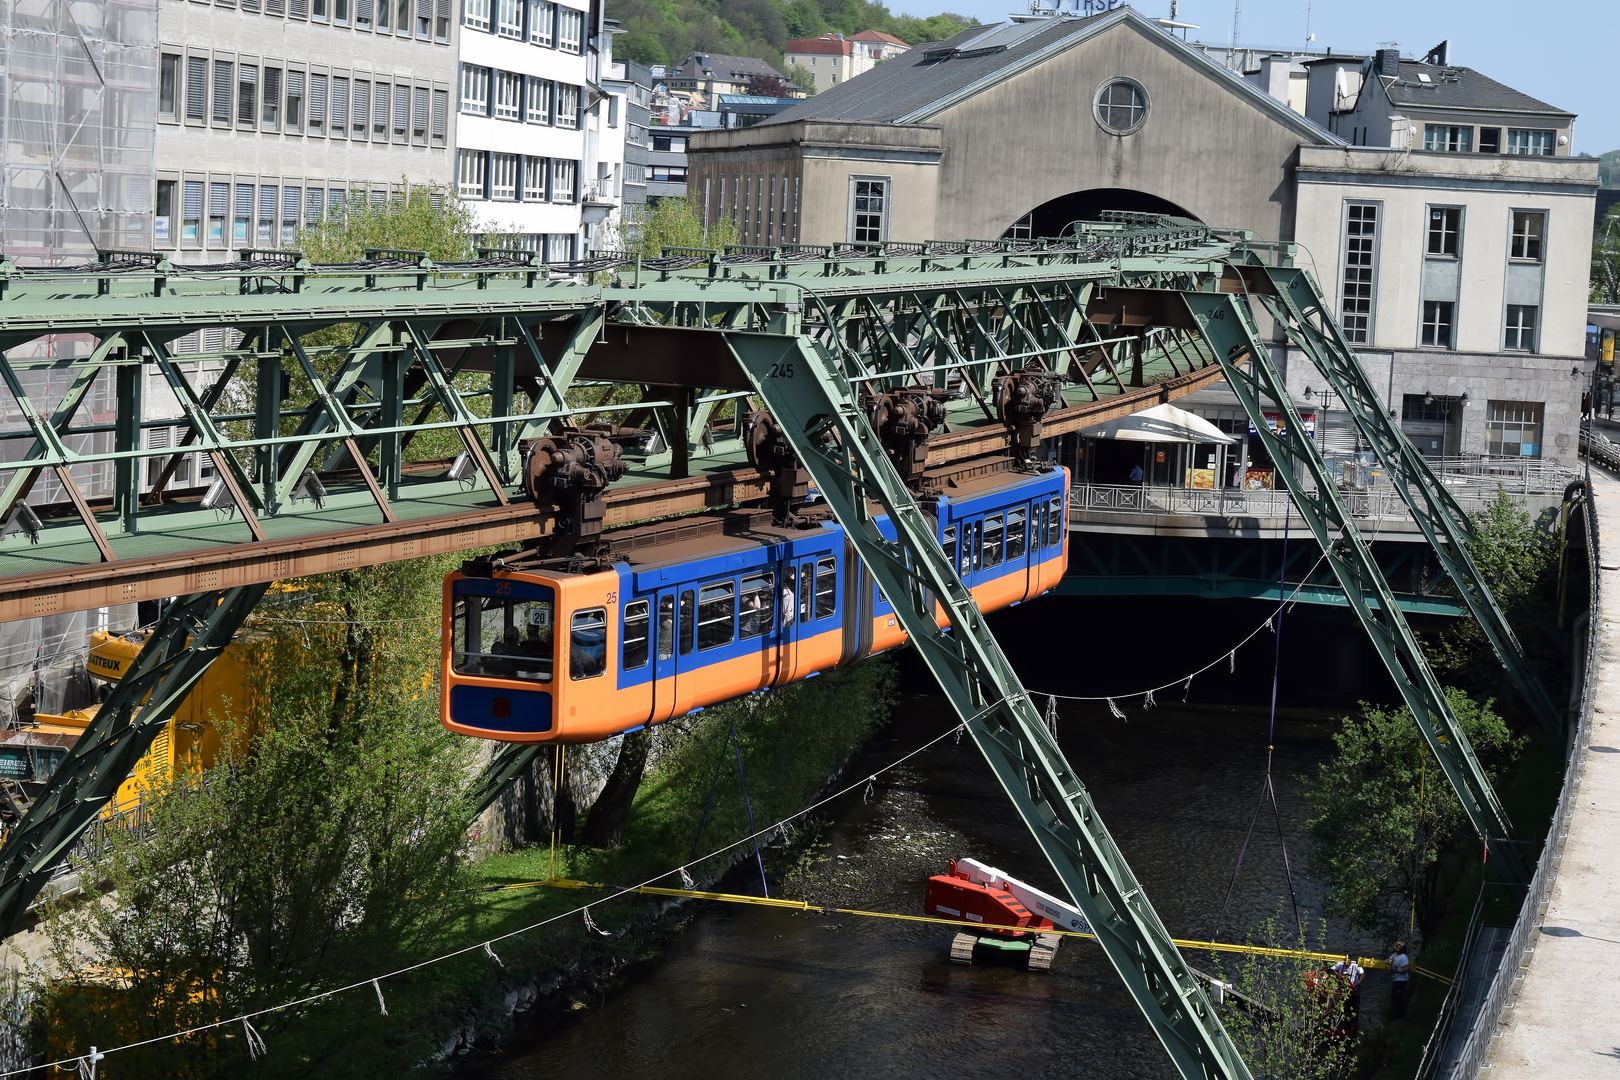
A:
[1129, 462, 1144, 484]
[1389, 941, 1411, 1018]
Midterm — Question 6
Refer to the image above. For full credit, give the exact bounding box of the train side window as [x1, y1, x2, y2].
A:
[942, 526, 956, 568]
[569, 608, 607, 680]
[657, 595, 675, 661]
[983, 513, 1004, 568]
[698, 581, 735, 649]
[1006, 507, 1027, 560]
[740, 572, 774, 639]
[783, 566, 797, 625]
[971, 521, 983, 572]
[814, 556, 837, 619]
[453, 594, 552, 682]
[679, 590, 695, 656]
[1046, 495, 1063, 546]
[623, 599, 650, 669]
[799, 562, 813, 620]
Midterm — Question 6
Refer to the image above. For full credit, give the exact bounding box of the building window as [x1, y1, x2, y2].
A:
[208, 182, 228, 243]
[312, 0, 327, 19]
[526, 77, 552, 123]
[1426, 207, 1460, 257]
[1422, 124, 1472, 153]
[308, 73, 327, 135]
[286, 69, 305, 130]
[373, 84, 390, 138]
[1092, 77, 1148, 135]
[1507, 129, 1554, 156]
[185, 57, 208, 121]
[393, 85, 410, 140]
[413, 86, 430, 142]
[211, 60, 233, 124]
[376, 0, 389, 30]
[331, 77, 349, 138]
[262, 68, 281, 127]
[1510, 211, 1545, 261]
[494, 71, 521, 119]
[650, 166, 687, 182]
[556, 83, 579, 128]
[353, 80, 370, 138]
[553, 158, 577, 202]
[1340, 202, 1379, 344]
[1421, 300, 1455, 349]
[233, 183, 253, 243]
[182, 180, 202, 242]
[848, 176, 887, 243]
[305, 188, 324, 227]
[1485, 401, 1543, 458]
[282, 187, 300, 244]
[159, 53, 179, 119]
[490, 153, 518, 199]
[258, 185, 277, 244]
[335, 0, 349, 24]
[357, 0, 372, 27]
[431, 89, 448, 146]
[236, 65, 257, 126]
[1504, 305, 1538, 352]
[651, 134, 686, 152]
[155, 180, 175, 244]
[528, 0, 553, 44]
[496, 0, 521, 36]
[1479, 127, 1501, 153]
[458, 149, 488, 197]
[523, 156, 548, 200]
[460, 64, 489, 114]
[557, 6, 582, 52]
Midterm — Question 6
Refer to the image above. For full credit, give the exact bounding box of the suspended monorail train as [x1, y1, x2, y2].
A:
[440, 467, 1069, 744]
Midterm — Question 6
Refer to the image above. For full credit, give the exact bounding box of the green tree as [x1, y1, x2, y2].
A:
[1304, 688, 1522, 941]
[1207, 914, 1357, 1080]
[609, 193, 739, 260]
[295, 184, 480, 264]
[1593, 206, 1620, 304]
[36, 558, 480, 1078]
[787, 63, 818, 95]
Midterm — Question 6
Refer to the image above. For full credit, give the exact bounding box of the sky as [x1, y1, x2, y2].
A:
[886, 0, 1617, 156]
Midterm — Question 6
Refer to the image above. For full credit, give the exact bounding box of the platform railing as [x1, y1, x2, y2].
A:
[1066, 481, 1554, 524]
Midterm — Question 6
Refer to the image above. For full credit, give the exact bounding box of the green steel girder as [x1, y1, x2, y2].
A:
[1246, 261, 1563, 743]
[725, 328, 1249, 1080]
[1184, 289, 1531, 884]
[0, 584, 270, 932]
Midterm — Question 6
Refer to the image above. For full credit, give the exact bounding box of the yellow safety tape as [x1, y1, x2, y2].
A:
[491, 878, 1451, 985]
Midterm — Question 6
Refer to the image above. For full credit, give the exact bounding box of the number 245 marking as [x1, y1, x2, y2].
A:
[768, 362, 795, 378]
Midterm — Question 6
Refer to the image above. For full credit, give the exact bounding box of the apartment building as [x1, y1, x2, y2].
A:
[785, 31, 909, 94]
[453, 0, 620, 258]
[154, 0, 457, 263]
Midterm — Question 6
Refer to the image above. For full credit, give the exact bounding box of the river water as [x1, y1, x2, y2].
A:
[470, 675, 1386, 1079]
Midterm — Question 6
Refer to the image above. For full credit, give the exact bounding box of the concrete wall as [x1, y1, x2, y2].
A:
[928, 19, 1323, 240]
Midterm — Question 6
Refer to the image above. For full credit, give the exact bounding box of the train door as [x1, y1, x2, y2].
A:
[650, 589, 678, 723]
[777, 557, 817, 684]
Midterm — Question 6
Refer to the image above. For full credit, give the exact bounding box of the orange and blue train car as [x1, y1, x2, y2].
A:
[440, 467, 1069, 744]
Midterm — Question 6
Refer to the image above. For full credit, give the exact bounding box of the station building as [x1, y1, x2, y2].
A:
[686, 6, 1598, 467]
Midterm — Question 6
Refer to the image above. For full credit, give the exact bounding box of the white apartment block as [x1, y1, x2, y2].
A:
[154, 0, 457, 263]
[454, 0, 620, 258]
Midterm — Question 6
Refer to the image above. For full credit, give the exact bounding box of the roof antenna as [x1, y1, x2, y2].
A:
[1227, 0, 1240, 69]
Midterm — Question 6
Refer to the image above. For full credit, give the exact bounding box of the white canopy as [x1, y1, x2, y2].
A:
[1079, 403, 1236, 445]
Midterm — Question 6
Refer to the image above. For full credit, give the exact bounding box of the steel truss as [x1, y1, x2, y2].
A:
[0, 584, 269, 930]
[1185, 287, 1531, 884]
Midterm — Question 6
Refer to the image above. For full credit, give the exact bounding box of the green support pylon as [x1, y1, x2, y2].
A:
[1249, 262, 1564, 744]
[1182, 289, 1531, 884]
[723, 328, 1252, 1080]
[0, 584, 271, 932]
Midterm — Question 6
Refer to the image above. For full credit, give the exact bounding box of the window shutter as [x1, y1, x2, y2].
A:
[412, 85, 428, 141]
[266, 0, 284, 14]
[209, 182, 228, 217]
[356, 0, 371, 22]
[416, 0, 430, 34]
[259, 185, 277, 219]
[262, 67, 281, 123]
[289, 0, 307, 17]
[434, 0, 449, 37]
[212, 60, 233, 122]
[393, 84, 408, 137]
[305, 188, 323, 225]
[282, 187, 301, 227]
[241, 0, 259, 12]
[236, 66, 256, 123]
[234, 184, 253, 216]
[430, 89, 447, 145]
[331, 77, 348, 135]
[186, 57, 207, 119]
[182, 181, 203, 219]
[373, 84, 389, 134]
[352, 81, 369, 135]
[308, 73, 327, 130]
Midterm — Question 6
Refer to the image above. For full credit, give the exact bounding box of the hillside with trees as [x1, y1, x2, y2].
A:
[611, 0, 972, 76]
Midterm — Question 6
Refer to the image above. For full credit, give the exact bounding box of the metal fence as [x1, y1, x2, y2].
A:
[1427, 477, 1598, 1079]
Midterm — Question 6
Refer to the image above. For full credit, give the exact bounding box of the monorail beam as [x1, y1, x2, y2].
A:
[0, 584, 270, 932]
[727, 326, 1250, 1080]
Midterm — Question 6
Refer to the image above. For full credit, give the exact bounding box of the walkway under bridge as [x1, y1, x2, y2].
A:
[0, 217, 1578, 1080]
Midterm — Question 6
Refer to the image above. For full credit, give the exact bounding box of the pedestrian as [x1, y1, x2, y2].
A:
[1129, 462, 1144, 484]
[1389, 941, 1411, 1018]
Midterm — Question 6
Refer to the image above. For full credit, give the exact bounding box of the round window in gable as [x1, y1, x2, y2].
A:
[1093, 78, 1149, 135]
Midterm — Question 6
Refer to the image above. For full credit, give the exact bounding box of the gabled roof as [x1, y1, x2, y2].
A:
[850, 29, 909, 47]
[760, 6, 1337, 144]
[785, 37, 853, 56]
[671, 52, 784, 81]
[1380, 59, 1572, 118]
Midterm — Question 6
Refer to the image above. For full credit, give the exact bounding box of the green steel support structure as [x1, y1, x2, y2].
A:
[1184, 288, 1531, 884]
[725, 328, 1251, 1080]
[1244, 260, 1564, 743]
[0, 584, 270, 930]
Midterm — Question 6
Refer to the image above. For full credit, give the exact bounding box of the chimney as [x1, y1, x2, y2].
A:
[1376, 48, 1400, 77]
[1260, 54, 1291, 105]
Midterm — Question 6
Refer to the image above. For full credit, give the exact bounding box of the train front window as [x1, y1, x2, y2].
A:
[1006, 508, 1027, 560]
[740, 572, 774, 639]
[657, 595, 675, 661]
[1046, 495, 1063, 546]
[815, 556, 837, 619]
[452, 591, 553, 682]
[570, 608, 607, 680]
[623, 599, 650, 669]
[679, 590, 694, 656]
[698, 581, 735, 650]
[983, 513, 1004, 568]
